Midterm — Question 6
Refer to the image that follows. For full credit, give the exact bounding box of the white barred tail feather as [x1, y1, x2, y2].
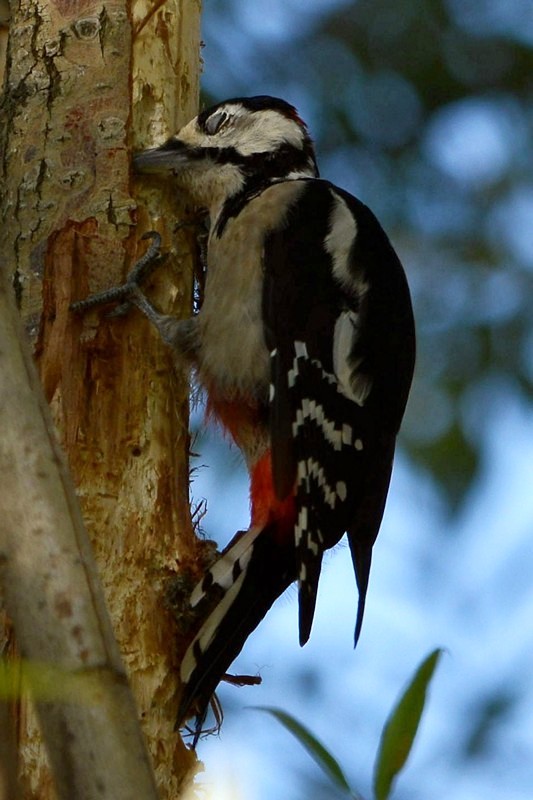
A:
[177, 525, 297, 728]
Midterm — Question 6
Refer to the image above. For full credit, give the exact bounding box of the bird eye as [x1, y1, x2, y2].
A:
[205, 111, 228, 136]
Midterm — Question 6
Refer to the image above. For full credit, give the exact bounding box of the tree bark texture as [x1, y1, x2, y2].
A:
[0, 251, 160, 800]
[0, 1, 203, 797]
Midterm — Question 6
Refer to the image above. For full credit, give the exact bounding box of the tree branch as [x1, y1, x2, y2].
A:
[0, 276, 159, 799]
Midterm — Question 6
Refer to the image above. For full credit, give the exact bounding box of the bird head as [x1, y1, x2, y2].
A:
[134, 95, 318, 213]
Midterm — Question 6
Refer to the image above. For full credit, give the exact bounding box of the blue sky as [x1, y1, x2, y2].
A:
[188, 390, 533, 799]
[183, 2, 533, 797]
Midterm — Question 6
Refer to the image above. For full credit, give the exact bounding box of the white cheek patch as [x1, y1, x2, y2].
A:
[213, 107, 305, 156]
[179, 106, 306, 157]
[234, 110, 305, 155]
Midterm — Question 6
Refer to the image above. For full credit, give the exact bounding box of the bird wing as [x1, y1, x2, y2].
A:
[262, 179, 415, 645]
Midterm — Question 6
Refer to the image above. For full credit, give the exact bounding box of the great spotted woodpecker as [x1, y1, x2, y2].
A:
[74, 96, 415, 731]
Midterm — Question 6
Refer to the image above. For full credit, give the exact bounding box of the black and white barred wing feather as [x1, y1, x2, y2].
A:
[263, 179, 415, 646]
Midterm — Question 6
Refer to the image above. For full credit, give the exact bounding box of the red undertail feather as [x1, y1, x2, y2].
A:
[250, 451, 296, 533]
[177, 425, 298, 730]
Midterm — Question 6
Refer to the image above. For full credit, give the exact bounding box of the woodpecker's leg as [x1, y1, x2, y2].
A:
[70, 231, 165, 314]
[71, 231, 199, 360]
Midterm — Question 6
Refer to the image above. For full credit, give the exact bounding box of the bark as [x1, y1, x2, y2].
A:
[0, 1, 8, 89]
[0, 257, 159, 800]
[0, 1, 203, 797]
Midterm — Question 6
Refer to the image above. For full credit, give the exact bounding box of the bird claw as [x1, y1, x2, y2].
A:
[70, 231, 168, 317]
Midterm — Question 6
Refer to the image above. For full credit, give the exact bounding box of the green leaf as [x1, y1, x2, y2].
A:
[0, 658, 97, 704]
[254, 705, 362, 799]
[373, 649, 443, 800]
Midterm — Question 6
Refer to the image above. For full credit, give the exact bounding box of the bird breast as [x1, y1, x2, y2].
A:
[196, 180, 307, 400]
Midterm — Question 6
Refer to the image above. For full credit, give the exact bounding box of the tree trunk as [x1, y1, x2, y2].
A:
[0, 248, 160, 800]
[0, 1, 203, 797]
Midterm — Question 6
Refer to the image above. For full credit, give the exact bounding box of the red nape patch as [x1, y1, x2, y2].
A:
[251, 451, 296, 538]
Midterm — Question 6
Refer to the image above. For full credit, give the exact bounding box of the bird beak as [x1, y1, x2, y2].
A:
[133, 140, 193, 175]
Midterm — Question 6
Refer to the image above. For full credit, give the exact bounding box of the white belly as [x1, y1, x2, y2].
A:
[197, 180, 306, 399]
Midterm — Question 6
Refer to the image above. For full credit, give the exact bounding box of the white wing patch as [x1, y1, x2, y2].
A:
[324, 193, 358, 291]
[333, 312, 372, 405]
[324, 193, 372, 406]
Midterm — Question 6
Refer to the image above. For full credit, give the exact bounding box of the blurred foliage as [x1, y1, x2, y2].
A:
[463, 688, 518, 758]
[373, 649, 442, 800]
[255, 706, 359, 798]
[0, 658, 94, 703]
[255, 649, 442, 800]
[200, 0, 533, 510]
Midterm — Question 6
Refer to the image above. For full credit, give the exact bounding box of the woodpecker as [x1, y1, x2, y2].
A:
[75, 96, 415, 731]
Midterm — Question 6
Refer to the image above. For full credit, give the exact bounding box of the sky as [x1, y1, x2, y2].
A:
[181, 2, 533, 798]
[188, 390, 533, 800]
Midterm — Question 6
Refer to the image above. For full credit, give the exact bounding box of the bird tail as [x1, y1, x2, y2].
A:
[347, 448, 394, 645]
[177, 523, 297, 731]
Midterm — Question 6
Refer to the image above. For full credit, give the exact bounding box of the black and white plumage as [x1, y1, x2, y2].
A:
[132, 96, 416, 731]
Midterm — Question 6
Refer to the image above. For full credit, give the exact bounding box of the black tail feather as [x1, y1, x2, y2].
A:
[347, 535, 372, 646]
[347, 449, 394, 646]
[177, 526, 296, 729]
[297, 551, 323, 646]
